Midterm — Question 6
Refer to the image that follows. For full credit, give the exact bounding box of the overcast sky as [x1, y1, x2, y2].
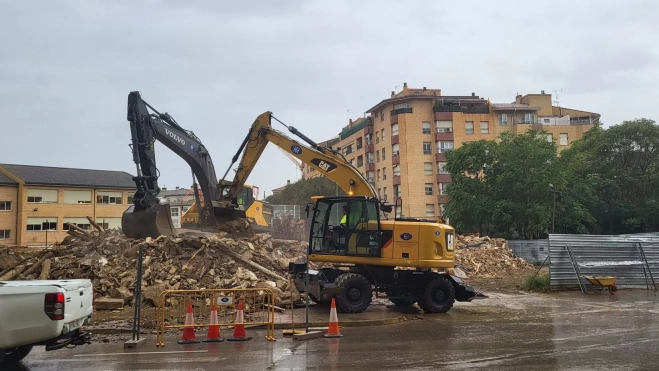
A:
[1, 0, 658, 197]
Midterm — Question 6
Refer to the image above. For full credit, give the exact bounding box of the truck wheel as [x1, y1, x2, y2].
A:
[2, 345, 33, 365]
[417, 276, 455, 313]
[334, 273, 372, 313]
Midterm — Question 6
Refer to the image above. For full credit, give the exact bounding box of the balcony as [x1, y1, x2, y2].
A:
[434, 131, 453, 141]
[365, 144, 374, 153]
[435, 152, 446, 162]
[363, 124, 374, 135]
[390, 107, 413, 116]
[391, 135, 399, 144]
[434, 102, 489, 114]
[391, 154, 400, 165]
[391, 114, 398, 124]
[365, 163, 375, 172]
[436, 174, 451, 183]
[393, 175, 401, 186]
[437, 194, 448, 204]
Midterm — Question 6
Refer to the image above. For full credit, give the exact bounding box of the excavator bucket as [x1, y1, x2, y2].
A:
[121, 204, 177, 239]
[214, 207, 247, 222]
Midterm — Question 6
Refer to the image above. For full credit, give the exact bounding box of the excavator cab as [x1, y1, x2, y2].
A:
[308, 196, 383, 257]
[122, 201, 177, 239]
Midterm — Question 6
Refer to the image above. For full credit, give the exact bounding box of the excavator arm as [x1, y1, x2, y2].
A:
[123, 91, 220, 238]
[224, 112, 390, 212]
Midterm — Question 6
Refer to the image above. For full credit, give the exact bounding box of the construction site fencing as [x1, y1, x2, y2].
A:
[507, 239, 549, 265]
[155, 288, 276, 347]
[272, 205, 301, 219]
[548, 234, 659, 292]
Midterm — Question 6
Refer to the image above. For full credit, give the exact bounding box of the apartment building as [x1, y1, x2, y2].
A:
[302, 83, 600, 219]
[0, 164, 136, 247]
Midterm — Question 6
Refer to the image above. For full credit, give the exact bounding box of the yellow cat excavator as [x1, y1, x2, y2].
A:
[228, 112, 478, 313]
[121, 91, 272, 238]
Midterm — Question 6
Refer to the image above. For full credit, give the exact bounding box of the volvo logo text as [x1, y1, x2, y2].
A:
[165, 128, 186, 146]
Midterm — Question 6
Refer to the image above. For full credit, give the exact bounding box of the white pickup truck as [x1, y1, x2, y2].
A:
[0, 279, 94, 366]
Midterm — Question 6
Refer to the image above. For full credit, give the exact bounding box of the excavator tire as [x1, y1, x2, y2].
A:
[334, 273, 372, 313]
[122, 204, 177, 239]
[417, 275, 455, 314]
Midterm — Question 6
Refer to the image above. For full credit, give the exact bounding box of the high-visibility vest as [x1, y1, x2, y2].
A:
[340, 214, 347, 224]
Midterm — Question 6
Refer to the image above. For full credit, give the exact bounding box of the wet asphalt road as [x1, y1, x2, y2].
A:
[9, 290, 659, 370]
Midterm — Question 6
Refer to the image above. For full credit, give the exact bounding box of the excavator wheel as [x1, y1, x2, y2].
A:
[122, 204, 177, 239]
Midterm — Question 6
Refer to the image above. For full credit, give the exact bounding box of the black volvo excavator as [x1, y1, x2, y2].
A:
[122, 91, 270, 239]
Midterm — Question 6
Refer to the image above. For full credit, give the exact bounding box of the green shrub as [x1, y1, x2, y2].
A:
[520, 272, 551, 292]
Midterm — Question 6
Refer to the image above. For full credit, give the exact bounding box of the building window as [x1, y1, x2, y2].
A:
[393, 165, 400, 176]
[423, 142, 432, 154]
[438, 162, 448, 174]
[392, 123, 399, 136]
[357, 155, 364, 167]
[439, 183, 448, 195]
[376, 150, 380, 162]
[0, 201, 11, 211]
[522, 113, 536, 123]
[97, 191, 123, 205]
[425, 204, 435, 217]
[377, 169, 381, 181]
[367, 171, 375, 183]
[425, 183, 433, 195]
[547, 134, 553, 143]
[0, 230, 10, 239]
[383, 167, 387, 180]
[95, 217, 121, 230]
[366, 133, 373, 145]
[63, 217, 91, 231]
[499, 114, 508, 125]
[378, 188, 382, 198]
[356, 137, 363, 149]
[63, 190, 92, 204]
[383, 187, 387, 199]
[171, 208, 179, 217]
[436, 141, 453, 153]
[392, 144, 400, 157]
[394, 103, 409, 110]
[424, 162, 433, 176]
[544, 118, 550, 123]
[183, 206, 190, 214]
[422, 121, 431, 134]
[560, 133, 568, 146]
[480, 121, 489, 134]
[439, 204, 446, 217]
[465, 121, 474, 134]
[376, 131, 380, 144]
[435, 120, 453, 133]
[381, 129, 385, 142]
[27, 218, 57, 231]
[380, 110, 384, 122]
[394, 185, 401, 197]
[27, 189, 58, 203]
[350, 159, 355, 166]
[367, 152, 374, 164]
[382, 148, 386, 160]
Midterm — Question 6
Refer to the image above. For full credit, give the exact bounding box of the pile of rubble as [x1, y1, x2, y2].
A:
[0, 222, 309, 310]
[454, 234, 533, 278]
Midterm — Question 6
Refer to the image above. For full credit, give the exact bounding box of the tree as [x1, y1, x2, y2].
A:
[559, 118, 659, 234]
[445, 130, 593, 239]
[265, 177, 346, 211]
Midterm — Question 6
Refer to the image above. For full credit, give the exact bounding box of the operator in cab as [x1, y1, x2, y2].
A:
[328, 205, 347, 230]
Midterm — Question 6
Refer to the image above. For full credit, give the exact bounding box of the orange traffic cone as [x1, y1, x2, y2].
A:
[227, 300, 252, 341]
[178, 302, 200, 344]
[202, 305, 224, 343]
[324, 298, 343, 338]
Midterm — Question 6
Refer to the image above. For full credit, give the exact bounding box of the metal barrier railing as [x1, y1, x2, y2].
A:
[155, 288, 276, 347]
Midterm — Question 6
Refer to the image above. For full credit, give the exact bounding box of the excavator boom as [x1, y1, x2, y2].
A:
[122, 91, 220, 238]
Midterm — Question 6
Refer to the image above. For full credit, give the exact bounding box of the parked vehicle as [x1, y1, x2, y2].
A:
[0, 279, 93, 366]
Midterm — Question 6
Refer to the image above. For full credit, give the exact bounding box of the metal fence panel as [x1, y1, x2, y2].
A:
[507, 240, 549, 265]
[548, 234, 659, 291]
[272, 205, 301, 219]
